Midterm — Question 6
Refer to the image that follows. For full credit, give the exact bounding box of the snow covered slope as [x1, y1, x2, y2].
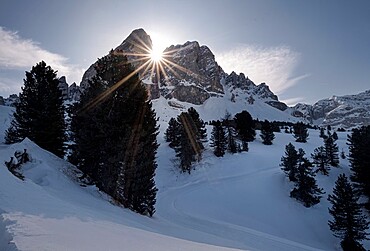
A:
[1, 101, 369, 250]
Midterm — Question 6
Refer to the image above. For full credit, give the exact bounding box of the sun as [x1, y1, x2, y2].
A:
[149, 47, 163, 62]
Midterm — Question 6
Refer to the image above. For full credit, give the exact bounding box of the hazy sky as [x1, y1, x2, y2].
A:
[0, 0, 369, 105]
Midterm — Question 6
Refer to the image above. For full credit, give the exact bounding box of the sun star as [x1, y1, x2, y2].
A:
[150, 47, 163, 62]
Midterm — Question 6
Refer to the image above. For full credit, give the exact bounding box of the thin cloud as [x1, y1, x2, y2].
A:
[0, 26, 83, 87]
[216, 45, 308, 95]
[280, 97, 306, 106]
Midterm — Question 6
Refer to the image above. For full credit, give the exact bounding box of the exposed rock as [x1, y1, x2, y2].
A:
[265, 101, 288, 111]
[58, 76, 69, 100]
[170, 86, 210, 105]
[168, 100, 186, 109]
[225, 72, 256, 90]
[224, 72, 287, 110]
[159, 41, 224, 104]
[68, 83, 81, 101]
[0, 96, 4, 106]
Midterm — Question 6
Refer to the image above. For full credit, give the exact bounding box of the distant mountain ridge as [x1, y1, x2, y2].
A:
[288, 90, 370, 128]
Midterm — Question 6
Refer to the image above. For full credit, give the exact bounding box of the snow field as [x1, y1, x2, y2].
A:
[1, 104, 369, 250]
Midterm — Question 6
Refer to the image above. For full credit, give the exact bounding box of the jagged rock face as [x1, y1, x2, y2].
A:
[159, 41, 224, 104]
[68, 83, 81, 101]
[115, 28, 152, 73]
[225, 72, 256, 90]
[224, 72, 287, 111]
[290, 103, 314, 122]
[58, 76, 69, 100]
[0, 96, 4, 106]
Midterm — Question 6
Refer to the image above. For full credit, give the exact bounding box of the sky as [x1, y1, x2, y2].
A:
[0, 0, 369, 105]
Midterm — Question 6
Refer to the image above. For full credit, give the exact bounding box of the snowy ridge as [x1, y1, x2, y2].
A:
[289, 90, 370, 128]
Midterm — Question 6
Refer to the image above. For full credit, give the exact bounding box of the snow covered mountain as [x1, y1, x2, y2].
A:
[288, 90, 370, 128]
[79, 28, 295, 123]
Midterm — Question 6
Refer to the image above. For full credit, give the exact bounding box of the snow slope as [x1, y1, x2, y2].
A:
[1, 105, 369, 250]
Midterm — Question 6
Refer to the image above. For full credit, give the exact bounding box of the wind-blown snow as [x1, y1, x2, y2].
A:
[0, 105, 369, 250]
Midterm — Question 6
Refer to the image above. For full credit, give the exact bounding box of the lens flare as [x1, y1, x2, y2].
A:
[150, 47, 163, 62]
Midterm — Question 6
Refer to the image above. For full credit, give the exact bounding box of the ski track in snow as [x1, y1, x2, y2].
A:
[156, 166, 324, 251]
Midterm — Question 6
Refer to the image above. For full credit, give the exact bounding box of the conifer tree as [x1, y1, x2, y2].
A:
[234, 110, 255, 142]
[325, 134, 340, 167]
[71, 51, 158, 216]
[187, 107, 207, 146]
[290, 149, 323, 207]
[332, 131, 339, 141]
[280, 143, 299, 182]
[348, 125, 370, 209]
[210, 121, 227, 157]
[319, 127, 326, 138]
[165, 118, 182, 148]
[5, 61, 66, 158]
[174, 112, 202, 173]
[226, 125, 238, 153]
[223, 115, 238, 154]
[328, 174, 369, 251]
[260, 120, 275, 145]
[312, 146, 330, 175]
[293, 122, 309, 143]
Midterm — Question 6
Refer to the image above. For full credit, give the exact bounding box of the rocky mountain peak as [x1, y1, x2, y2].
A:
[79, 28, 288, 110]
[81, 28, 154, 90]
[158, 41, 224, 104]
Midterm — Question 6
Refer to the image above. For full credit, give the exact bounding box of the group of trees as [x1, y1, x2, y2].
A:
[209, 110, 255, 157]
[312, 130, 339, 175]
[165, 107, 206, 173]
[280, 143, 323, 207]
[5, 55, 159, 217]
[281, 126, 370, 250]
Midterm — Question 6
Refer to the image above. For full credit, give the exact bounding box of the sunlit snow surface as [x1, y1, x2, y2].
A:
[0, 104, 369, 250]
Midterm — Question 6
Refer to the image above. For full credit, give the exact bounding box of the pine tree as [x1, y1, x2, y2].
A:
[260, 120, 275, 145]
[210, 121, 227, 157]
[71, 51, 158, 216]
[328, 174, 369, 251]
[223, 115, 238, 154]
[187, 107, 207, 146]
[165, 118, 182, 148]
[319, 127, 326, 139]
[325, 134, 339, 167]
[280, 143, 299, 182]
[332, 131, 339, 141]
[311, 146, 330, 175]
[226, 125, 238, 153]
[348, 125, 370, 209]
[5, 61, 66, 157]
[174, 112, 201, 173]
[234, 110, 255, 142]
[293, 122, 309, 143]
[290, 149, 323, 207]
